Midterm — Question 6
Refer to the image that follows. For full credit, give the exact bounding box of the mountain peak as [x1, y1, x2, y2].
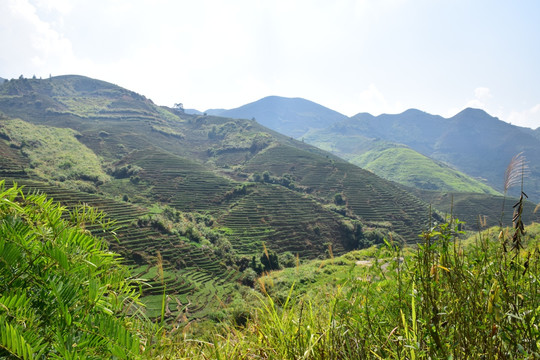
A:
[400, 108, 427, 115]
[454, 107, 491, 118]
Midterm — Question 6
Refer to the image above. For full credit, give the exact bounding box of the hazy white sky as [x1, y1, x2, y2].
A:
[1, 0, 540, 129]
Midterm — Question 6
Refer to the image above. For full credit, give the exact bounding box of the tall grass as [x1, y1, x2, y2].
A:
[137, 154, 540, 358]
[159, 212, 539, 359]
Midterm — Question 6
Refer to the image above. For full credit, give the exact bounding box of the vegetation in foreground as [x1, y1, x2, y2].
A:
[0, 181, 150, 359]
[1, 179, 539, 359]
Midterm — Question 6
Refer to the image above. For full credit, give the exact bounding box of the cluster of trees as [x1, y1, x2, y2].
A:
[251, 171, 298, 190]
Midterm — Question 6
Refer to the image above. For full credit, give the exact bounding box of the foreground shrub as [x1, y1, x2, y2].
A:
[0, 181, 148, 359]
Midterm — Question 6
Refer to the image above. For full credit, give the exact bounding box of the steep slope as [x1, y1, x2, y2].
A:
[212, 95, 348, 138]
[242, 143, 432, 242]
[350, 147, 500, 194]
[0, 75, 433, 250]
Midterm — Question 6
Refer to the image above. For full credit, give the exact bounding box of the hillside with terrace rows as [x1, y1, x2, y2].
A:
[116, 149, 368, 258]
[217, 183, 362, 257]
[126, 149, 236, 211]
[242, 144, 432, 242]
[4, 74, 540, 329]
[1, 75, 487, 311]
[0, 177, 242, 322]
[0, 134, 28, 178]
[0, 75, 440, 247]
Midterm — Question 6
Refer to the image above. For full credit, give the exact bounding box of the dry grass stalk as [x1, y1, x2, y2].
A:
[157, 251, 164, 284]
[503, 152, 529, 193]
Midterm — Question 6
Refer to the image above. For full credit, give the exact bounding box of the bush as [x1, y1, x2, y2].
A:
[279, 251, 296, 268]
[0, 181, 148, 359]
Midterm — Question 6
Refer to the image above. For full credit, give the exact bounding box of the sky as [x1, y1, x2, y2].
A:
[1, 0, 540, 129]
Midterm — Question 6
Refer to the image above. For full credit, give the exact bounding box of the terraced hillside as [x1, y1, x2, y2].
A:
[0, 75, 434, 245]
[217, 183, 361, 257]
[129, 149, 235, 210]
[0, 75, 455, 320]
[0, 130, 27, 178]
[244, 144, 432, 241]
[0, 176, 240, 321]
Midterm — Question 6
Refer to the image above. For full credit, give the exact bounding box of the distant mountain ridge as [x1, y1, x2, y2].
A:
[204, 96, 540, 201]
[311, 107, 540, 201]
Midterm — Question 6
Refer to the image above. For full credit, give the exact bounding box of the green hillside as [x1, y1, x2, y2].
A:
[243, 143, 433, 241]
[1, 75, 540, 358]
[0, 177, 242, 320]
[350, 147, 500, 194]
[3, 177, 539, 359]
[303, 126, 500, 194]
[0, 75, 440, 323]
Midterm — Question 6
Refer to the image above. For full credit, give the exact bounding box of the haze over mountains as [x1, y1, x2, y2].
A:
[193, 96, 540, 203]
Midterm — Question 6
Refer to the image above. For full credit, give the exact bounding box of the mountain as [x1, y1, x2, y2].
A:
[533, 127, 540, 141]
[211, 99, 505, 196]
[212, 96, 348, 138]
[305, 108, 540, 202]
[184, 108, 203, 115]
[0, 77, 6, 84]
[0, 76, 435, 244]
[0, 75, 461, 321]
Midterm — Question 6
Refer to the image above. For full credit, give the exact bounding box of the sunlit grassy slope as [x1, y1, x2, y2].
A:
[350, 146, 500, 194]
[303, 129, 501, 195]
[0, 118, 109, 183]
